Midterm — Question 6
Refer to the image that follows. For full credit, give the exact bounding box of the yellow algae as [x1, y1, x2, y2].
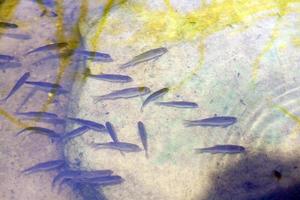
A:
[90, 0, 116, 50]
[0, 107, 30, 128]
[273, 104, 300, 125]
[0, 0, 20, 19]
[292, 37, 300, 47]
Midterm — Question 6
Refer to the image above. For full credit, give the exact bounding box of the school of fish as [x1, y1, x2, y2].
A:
[0, 0, 245, 199]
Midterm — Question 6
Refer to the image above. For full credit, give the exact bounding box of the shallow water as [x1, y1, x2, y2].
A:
[1, 0, 300, 200]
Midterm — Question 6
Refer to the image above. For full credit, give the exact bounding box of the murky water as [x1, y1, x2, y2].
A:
[1, 0, 300, 200]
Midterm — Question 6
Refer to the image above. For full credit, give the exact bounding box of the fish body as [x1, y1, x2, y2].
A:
[93, 87, 151, 102]
[195, 145, 245, 154]
[156, 101, 198, 108]
[52, 170, 113, 188]
[0, 22, 18, 29]
[72, 175, 124, 186]
[67, 117, 106, 132]
[1, 72, 30, 102]
[93, 142, 142, 152]
[25, 42, 68, 56]
[105, 122, 119, 143]
[88, 73, 133, 83]
[16, 111, 58, 118]
[0, 54, 18, 62]
[21, 159, 65, 174]
[16, 126, 60, 139]
[1, 33, 31, 40]
[75, 50, 113, 62]
[25, 81, 68, 94]
[0, 61, 22, 69]
[120, 47, 167, 68]
[62, 126, 90, 141]
[141, 87, 169, 111]
[137, 121, 148, 158]
[184, 116, 237, 127]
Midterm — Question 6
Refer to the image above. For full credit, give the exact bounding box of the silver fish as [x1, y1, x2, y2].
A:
[52, 170, 113, 188]
[120, 47, 167, 68]
[93, 142, 142, 152]
[184, 116, 237, 128]
[141, 88, 169, 111]
[137, 121, 148, 158]
[195, 145, 245, 154]
[1, 72, 30, 102]
[24, 42, 68, 56]
[155, 101, 198, 108]
[21, 160, 65, 174]
[88, 73, 133, 83]
[93, 87, 151, 102]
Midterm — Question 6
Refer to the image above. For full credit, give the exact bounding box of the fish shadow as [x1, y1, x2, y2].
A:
[202, 153, 300, 200]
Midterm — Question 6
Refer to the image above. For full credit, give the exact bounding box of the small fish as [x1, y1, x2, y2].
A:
[21, 159, 65, 174]
[40, 9, 57, 17]
[16, 111, 58, 119]
[67, 117, 106, 132]
[195, 145, 245, 154]
[32, 50, 74, 65]
[120, 47, 167, 68]
[105, 122, 119, 143]
[61, 126, 90, 141]
[24, 42, 68, 56]
[52, 170, 114, 188]
[137, 121, 148, 158]
[0, 54, 18, 62]
[155, 101, 198, 108]
[0, 61, 22, 69]
[141, 87, 169, 111]
[184, 116, 237, 127]
[93, 87, 151, 102]
[15, 126, 60, 139]
[0, 22, 18, 29]
[1, 72, 30, 102]
[93, 142, 142, 152]
[75, 50, 113, 62]
[72, 175, 124, 186]
[88, 73, 133, 83]
[1, 33, 32, 40]
[25, 81, 68, 94]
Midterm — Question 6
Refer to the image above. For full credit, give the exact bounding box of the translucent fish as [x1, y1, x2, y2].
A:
[105, 122, 119, 143]
[141, 87, 169, 111]
[67, 117, 106, 132]
[155, 101, 198, 108]
[195, 145, 245, 154]
[1, 72, 30, 102]
[21, 159, 65, 175]
[120, 47, 167, 68]
[88, 73, 133, 83]
[24, 42, 68, 56]
[16, 111, 58, 119]
[25, 81, 68, 94]
[15, 126, 60, 139]
[184, 116, 237, 128]
[93, 87, 151, 102]
[1, 33, 32, 40]
[0, 54, 18, 62]
[137, 121, 148, 158]
[0, 22, 18, 29]
[61, 126, 90, 141]
[75, 50, 113, 62]
[52, 170, 114, 188]
[0, 61, 21, 69]
[93, 142, 142, 152]
[72, 175, 124, 186]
